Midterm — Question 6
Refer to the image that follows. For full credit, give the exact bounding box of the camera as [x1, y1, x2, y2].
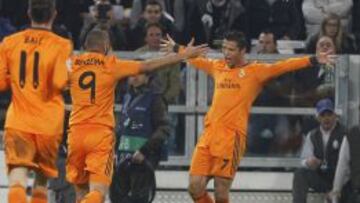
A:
[96, 2, 112, 21]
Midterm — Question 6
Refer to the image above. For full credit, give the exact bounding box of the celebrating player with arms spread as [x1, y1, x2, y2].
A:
[162, 31, 336, 203]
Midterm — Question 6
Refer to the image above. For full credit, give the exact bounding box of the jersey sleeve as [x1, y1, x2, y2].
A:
[187, 57, 215, 76]
[0, 43, 10, 91]
[255, 56, 312, 83]
[113, 58, 142, 79]
[52, 41, 73, 90]
[178, 46, 215, 75]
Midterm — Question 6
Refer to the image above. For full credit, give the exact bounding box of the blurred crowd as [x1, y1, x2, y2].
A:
[0, 0, 360, 53]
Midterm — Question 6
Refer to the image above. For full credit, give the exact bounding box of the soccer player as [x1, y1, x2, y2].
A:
[161, 31, 336, 203]
[0, 0, 73, 202]
[66, 29, 207, 203]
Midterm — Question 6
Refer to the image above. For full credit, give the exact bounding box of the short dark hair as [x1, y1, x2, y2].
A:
[224, 31, 248, 50]
[145, 0, 162, 11]
[145, 22, 164, 35]
[29, 0, 56, 23]
[84, 29, 110, 51]
[260, 29, 278, 45]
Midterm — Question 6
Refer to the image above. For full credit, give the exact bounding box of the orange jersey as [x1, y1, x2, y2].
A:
[0, 28, 72, 135]
[69, 52, 141, 128]
[189, 57, 311, 148]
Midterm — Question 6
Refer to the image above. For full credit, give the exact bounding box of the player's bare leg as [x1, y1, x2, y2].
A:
[75, 183, 89, 202]
[79, 182, 108, 203]
[31, 171, 48, 203]
[189, 175, 214, 203]
[8, 167, 28, 203]
[214, 176, 232, 203]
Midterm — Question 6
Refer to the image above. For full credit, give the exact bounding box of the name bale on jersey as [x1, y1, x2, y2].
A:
[25, 36, 43, 45]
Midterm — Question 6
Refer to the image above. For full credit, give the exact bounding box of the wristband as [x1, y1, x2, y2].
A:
[173, 44, 180, 53]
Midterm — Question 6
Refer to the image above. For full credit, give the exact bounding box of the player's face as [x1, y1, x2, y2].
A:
[258, 33, 277, 54]
[316, 36, 336, 54]
[318, 111, 337, 131]
[222, 39, 245, 68]
[145, 26, 163, 50]
[128, 74, 149, 88]
[144, 5, 162, 24]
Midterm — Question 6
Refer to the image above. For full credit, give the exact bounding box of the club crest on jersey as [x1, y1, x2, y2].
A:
[238, 69, 246, 78]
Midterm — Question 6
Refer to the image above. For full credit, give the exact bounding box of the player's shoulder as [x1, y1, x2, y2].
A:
[47, 32, 72, 48]
[1, 30, 27, 45]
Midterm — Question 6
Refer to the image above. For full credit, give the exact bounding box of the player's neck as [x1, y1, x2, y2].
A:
[229, 59, 248, 69]
[31, 22, 52, 30]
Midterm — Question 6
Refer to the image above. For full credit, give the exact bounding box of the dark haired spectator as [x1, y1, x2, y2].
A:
[257, 31, 279, 54]
[243, 0, 303, 40]
[128, 0, 178, 50]
[305, 13, 357, 54]
[129, 0, 172, 27]
[136, 23, 181, 105]
[302, 0, 353, 37]
[292, 98, 345, 203]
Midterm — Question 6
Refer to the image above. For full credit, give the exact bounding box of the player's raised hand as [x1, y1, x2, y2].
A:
[316, 50, 337, 66]
[183, 43, 209, 59]
[160, 34, 177, 54]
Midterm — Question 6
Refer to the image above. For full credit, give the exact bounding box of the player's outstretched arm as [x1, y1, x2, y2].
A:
[138, 44, 208, 73]
[257, 50, 337, 83]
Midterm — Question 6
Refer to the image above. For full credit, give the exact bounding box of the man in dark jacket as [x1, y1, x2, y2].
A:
[292, 98, 345, 203]
[110, 72, 170, 203]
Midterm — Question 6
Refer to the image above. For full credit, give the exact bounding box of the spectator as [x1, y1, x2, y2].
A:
[136, 23, 181, 105]
[257, 30, 279, 54]
[128, 0, 178, 50]
[292, 98, 345, 203]
[248, 30, 281, 154]
[330, 126, 360, 203]
[201, 0, 247, 47]
[302, 0, 353, 36]
[136, 23, 181, 155]
[243, 0, 303, 40]
[80, 0, 128, 50]
[110, 73, 170, 203]
[305, 13, 357, 54]
[129, 0, 173, 28]
[293, 36, 337, 107]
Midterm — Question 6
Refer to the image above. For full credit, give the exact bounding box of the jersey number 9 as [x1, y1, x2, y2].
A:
[79, 71, 96, 104]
